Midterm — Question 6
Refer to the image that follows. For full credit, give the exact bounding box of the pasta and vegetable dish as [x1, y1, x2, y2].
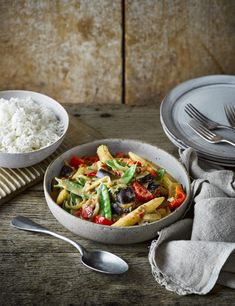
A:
[51, 145, 186, 227]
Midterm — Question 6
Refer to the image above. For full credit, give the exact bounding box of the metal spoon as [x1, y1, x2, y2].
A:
[11, 216, 129, 275]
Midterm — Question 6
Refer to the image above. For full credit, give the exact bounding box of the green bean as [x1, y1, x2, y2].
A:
[121, 164, 137, 184]
[54, 178, 88, 199]
[106, 160, 127, 171]
[99, 184, 112, 220]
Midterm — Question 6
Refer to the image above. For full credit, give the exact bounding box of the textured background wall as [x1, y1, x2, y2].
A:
[0, 0, 122, 104]
[0, 0, 234, 105]
[125, 0, 235, 105]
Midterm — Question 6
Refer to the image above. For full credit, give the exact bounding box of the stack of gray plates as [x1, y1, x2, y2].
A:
[160, 75, 235, 167]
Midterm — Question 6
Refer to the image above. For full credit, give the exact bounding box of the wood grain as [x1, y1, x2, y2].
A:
[66, 103, 178, 155]
[0, 0, 122, 104]
[0, 1, 234, 105]
[1, 105, 234, 305]
[125, 0, 235, 105]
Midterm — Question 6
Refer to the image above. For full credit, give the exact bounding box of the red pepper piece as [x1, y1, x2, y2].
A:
[86, 171, 97, 177]
[127, 160, 142, 167]
[70, 156, 85, 168]
[83, 156, 99, 165]
[132, 181, 154, 202]
[74, 208, 82, 217]
[115, 152, 126, 158]
[81, 205, 93, 219]
[113, 170, 122, 176]
[146, 166, 157, 176]
[138, 211, 145, 218]
[93, 215, 113, 226]
[169, 185, 186, 209]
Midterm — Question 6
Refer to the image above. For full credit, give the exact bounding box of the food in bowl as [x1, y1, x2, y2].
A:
[0, 96, 62, 153]
[0, 90, 69, 168]
[44, 139, 190, 244]
[51, 144, 186, 227]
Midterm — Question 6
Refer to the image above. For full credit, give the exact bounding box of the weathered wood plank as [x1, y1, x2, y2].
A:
[1, 251, 234, 306]
[1, 186, 234, 306]
[0, 0, 122, 104]
[66, 104, 178, 156]
[125, 0, 235, 105]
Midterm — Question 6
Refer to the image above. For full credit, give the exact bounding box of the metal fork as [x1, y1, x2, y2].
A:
[187, 119, 235, 147]
[185, 103, 235, 131]
[224, 104, 235, 128]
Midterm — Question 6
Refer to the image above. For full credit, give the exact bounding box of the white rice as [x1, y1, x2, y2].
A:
[0, 97, 61, 153]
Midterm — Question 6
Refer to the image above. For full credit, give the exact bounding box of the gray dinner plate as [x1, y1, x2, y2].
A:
[162, 122, 235, 167]
[160, 75, 235, 162]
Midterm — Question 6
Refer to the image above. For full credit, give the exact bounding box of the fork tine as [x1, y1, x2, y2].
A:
[187, 121, 211, 141]
[195, 125, 212, 139]
[224, 104, 235, 126]
[188, 118, 235, 146]
[196, 125, 216, 140]
[188, 119, 206, 135]
[184, 104, 205, 124]
[228, 105, 235, 121]
[188, 119, 218, 142]
[187, 103, 210, 122]
[184, 105, 208, 125]
[224, 105, 232, 126]
[196, 128, 210, 140]
[197, 123, 216, 137]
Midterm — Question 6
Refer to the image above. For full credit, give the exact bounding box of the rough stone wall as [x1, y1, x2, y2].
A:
[0, 0, 234, 105]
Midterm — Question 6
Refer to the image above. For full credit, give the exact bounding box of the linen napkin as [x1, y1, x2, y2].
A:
[148, 148, 235, 295]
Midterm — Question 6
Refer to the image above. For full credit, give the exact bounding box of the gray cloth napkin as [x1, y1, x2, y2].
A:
[148, 148, 235, 295]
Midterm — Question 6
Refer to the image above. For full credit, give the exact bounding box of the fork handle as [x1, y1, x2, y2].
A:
[216, 124, 235, 131]
[222, 139, 235, 147]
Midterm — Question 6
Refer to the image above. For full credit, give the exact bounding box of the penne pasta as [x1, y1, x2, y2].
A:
[128, 152, 160, 171]
[142, 212, 162, 222]
[161, 173, 180, 198]
[111, 197, 164, 227]
[157, 208, 168, 217]
[72, 166, 86, 179]
[84, 176, 110, 192]
[56, 189, 69, 205]
[97, 145, 114, 162]
[128, 152, 148, 165]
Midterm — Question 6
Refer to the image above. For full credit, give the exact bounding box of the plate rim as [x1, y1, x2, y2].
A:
[160, 74, 235, 161]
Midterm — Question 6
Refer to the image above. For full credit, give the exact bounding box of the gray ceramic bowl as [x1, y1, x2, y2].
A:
[44, 139, 191, 244]
[0, 90, 69, 168]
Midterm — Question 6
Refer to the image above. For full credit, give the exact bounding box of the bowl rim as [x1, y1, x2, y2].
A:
[44, 138, 191, 230]
[0, 90, 69, 155]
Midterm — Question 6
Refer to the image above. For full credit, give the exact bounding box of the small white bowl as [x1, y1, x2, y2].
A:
[0, 90, 69, 168]
[44, 139, 191, 244]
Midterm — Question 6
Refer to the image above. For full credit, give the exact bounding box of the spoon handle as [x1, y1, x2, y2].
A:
[11, 216, 85, 256]
[12, 215, 48, 232]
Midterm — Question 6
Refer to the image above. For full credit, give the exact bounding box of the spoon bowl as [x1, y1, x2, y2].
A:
[82, 250, 128, 274]
[11, 216, 128, 275]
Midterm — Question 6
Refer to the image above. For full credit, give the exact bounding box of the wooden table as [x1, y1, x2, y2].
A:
[1, 105, 234, 306]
